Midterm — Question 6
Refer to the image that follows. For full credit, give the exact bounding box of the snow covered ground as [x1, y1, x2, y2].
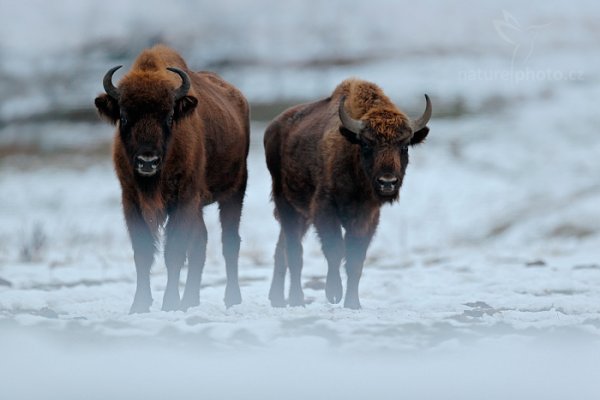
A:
[1, 1, 600, 399]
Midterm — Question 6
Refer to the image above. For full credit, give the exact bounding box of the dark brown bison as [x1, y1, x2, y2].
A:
[95, 45, 250, 313]
[264, 79, 431, 309]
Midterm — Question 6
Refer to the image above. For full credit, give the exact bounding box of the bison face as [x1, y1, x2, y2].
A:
[95, 66, 198, 178]
[358, 140, 409, 199]
[118, 112, 170, 177]
[338, 95, 431, 200]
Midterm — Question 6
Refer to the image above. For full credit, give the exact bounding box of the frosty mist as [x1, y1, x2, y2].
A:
[1, 1, 600, 399]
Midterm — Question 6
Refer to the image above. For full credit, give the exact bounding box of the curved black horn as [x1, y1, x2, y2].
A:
[103, 65, 122, 100]
[410, 94, 432, 132]
[167, 67, 191, 101]
[338, 95, 365, 135]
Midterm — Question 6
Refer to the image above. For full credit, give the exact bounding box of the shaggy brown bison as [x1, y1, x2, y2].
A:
[95, 45, 250, 313]
[264, 79, 431, 309]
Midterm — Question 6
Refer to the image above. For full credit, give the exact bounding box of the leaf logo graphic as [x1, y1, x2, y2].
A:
[493, 10, 550, 67]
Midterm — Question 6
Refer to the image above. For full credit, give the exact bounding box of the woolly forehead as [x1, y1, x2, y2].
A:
[363, 107, 412, 142]
[118, 73, 178, 115]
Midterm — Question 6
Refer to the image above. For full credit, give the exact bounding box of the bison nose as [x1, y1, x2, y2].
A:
[135, 155, 161, 175]
[377, 174, 399, 187]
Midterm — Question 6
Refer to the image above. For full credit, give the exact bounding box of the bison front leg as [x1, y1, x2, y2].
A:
[180, 214, 207, 311]
[219, 187, 246, 308]
[314, 209, 344, 304]
[343, 233, 373, 310]
[163, 205, 196, 311]
[123, 201, 157, 314]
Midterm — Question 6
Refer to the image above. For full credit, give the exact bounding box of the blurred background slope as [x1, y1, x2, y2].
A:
[1, 0, 598, 151]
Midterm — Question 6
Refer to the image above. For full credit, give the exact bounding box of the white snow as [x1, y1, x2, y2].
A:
[1, 1, 600, 399]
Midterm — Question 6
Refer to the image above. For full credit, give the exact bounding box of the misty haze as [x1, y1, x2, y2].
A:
[1, 1, 599, 399]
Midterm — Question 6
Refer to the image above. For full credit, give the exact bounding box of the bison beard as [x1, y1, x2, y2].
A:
[95, 45, 250, 313]
[264, 78, 431, 309]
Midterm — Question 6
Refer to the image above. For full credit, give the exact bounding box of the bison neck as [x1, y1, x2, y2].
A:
[135, 173, 161, 194]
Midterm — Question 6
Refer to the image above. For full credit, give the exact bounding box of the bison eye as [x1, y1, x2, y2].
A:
[120, 115, 128, 127]
[360, 140, 373, 150]
[360, 143, 374, 156]
[167, 114, 174, 126]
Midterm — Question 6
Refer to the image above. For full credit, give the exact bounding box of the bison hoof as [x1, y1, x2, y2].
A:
[288, 289, 305, 307]
[161, 302, 180, 312]
[161, 293, 181, 312]
[269, 296, 287, 308]
[269, 283, 286, 308]
[288, 298, 306, 307]
[224, 284, 242, 308]
[180, 294, 200, 312]
[129, 293, 152, 314]
[129, 300, 152, 314]
[326, 276, 343, 304]
[343, 296, 361, 310]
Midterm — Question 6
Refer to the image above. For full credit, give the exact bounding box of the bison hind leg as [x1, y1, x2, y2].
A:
[313, 200, 345, 305]
[269, 230, 287, 307]
[180, 215, 208, 311]
[274, 197, 308, 307]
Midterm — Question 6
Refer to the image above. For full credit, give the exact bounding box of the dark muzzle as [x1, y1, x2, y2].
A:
[376, 174, 399, 194]
[135, 154, 161, 176]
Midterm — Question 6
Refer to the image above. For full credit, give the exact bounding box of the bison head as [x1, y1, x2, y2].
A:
[95, 66, 198, 178]
[338, 94, 431, 200]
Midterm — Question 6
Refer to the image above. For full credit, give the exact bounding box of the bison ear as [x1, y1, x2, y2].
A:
[339, 127, 363, 145]
[410, 126, 429, 146]
[94, 94, 120, 124]
[174, 95, 198, 121]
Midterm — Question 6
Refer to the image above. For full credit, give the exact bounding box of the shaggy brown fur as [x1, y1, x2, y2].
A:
[264, 78, 431, 309]
[95, 45, 250, 313]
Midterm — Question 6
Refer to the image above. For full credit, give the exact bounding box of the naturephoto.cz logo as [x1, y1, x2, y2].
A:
[460, 10, 583, 82]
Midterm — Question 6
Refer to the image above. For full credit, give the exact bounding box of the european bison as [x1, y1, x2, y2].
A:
[95, 45, 250, 313]
[264, 79, 431, 309]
